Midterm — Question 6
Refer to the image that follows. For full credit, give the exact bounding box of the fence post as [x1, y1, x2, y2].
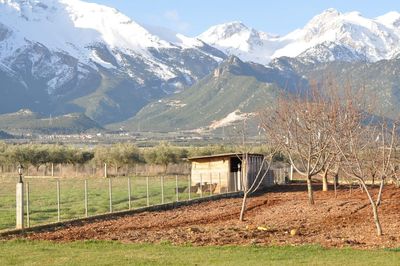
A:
[234, 172, 237, 192]
[218, 173, 221, 194]
[210, 173, 213, 196]
[200, 174, 203, 198]
[188, 175, 191, 200]
[290, 165, 293, 181]
[109, 177, 113, 213]
[57, 179, 60, 222]
[146, 176, 150, 207]
[128, 177, 132, 210]
[51, 163, 54, 177]
[175, 175, 179, 202]
[104, 163, 107, 178]
[26, 182, 30, 228]
[161, 176, 164, 204]
[84, 180, 88, 217]
[16, 182, 24, 229]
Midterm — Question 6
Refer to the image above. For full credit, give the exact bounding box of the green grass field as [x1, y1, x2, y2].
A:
[0, 241, 399, 266]
[0, 176, 205, 231]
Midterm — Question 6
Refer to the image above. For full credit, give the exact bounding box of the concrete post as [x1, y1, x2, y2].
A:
[16, 182, 24, 229]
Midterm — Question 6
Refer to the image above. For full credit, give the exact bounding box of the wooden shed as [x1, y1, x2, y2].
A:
[188, 153, 275, 194]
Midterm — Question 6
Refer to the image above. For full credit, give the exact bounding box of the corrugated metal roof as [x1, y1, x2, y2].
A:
[188, 153, 264, 161]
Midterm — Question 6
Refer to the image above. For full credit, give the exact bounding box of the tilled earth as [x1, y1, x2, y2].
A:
[8, 184, 400, 249]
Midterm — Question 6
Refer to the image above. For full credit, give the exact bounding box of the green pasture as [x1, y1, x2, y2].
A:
[0, 175, 202, 231]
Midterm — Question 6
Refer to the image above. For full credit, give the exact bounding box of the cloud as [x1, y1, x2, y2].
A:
[163, 9, 190, 32]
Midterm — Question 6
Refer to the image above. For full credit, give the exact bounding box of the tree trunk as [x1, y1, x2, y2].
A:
[307, 176, 315, 205]
[322, 169, 329, 192]
[239, 192, 248, 221]
[333, 173, 338, 198]
[371, 200, 382, 236]
[361, 181, 383, 236]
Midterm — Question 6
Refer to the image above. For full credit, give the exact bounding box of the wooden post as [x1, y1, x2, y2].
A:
[84, 180, 88, 217]
[51, 163, 54, 177]
[104, 163, 107, 178]
[128, 177, 132, 210]
[26, 182, 30, 228]
[57, 180, 60, 222]
[109, 177, 113, 213]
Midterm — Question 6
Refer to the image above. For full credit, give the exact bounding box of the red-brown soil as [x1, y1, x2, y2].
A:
[10, 184, 400, 248]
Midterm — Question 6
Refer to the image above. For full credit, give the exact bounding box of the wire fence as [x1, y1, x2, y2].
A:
[0, 175, 223, 231]
[0, 166, 292, 231]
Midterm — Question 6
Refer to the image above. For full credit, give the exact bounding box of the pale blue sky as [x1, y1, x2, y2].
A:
[92, 0, 400, 36]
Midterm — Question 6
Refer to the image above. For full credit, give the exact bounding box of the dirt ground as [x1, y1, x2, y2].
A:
[10, 183, 400, 249]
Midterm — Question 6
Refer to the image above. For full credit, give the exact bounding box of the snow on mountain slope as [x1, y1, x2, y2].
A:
[0, 0, 226, 123]
[199, 9, 400, 64]
[0, 0, 171, 61]
[198, 21, 281, 65]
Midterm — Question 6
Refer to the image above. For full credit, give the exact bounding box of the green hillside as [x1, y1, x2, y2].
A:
[0, 110, 103, 134]
[119, 56, 306, 132]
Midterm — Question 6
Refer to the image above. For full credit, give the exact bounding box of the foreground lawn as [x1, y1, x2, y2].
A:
[0, 241, 399, 266]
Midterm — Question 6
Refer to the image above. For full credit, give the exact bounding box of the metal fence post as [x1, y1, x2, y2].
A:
[234, 172, 237, 192]
[128, 177, 132, 210]
[56, 179, 60, 222]
[146, 176, 150, 207]
[161, 176, 164, 204]
[188, 175, 191, 200]
[290, 165, 293, 181]
[26, 182, 30, 228]
[210, 173, 213, 196]
[84, 180, 88, 217]
[200, 173, 203, 198]
[175, 175, 179, 202]
[218, 173, 221, 194]
[109, 177, 113, 213]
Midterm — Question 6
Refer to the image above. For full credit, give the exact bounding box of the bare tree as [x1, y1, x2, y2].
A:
[261, 88, 333, 205]
[239, 146, 278, 221]
[333, 107, 397, 236]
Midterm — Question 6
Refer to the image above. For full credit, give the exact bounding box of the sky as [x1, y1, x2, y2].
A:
[91, 0, 400, 36]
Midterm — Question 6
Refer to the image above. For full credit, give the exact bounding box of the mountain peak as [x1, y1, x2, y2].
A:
[376, 11, 400, 27]
[198, 21, 251, 42]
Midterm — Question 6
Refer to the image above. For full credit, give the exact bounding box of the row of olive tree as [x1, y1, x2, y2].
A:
[0, 142, 269, 174]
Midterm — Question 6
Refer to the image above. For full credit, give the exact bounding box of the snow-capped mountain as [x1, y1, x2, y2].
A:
[0, 0, 225, 123]
[198, 21, 281, 65]
[199, 9, 400, 64]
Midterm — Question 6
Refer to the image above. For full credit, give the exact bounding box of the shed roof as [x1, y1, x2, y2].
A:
[188, 153, 264, 161]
